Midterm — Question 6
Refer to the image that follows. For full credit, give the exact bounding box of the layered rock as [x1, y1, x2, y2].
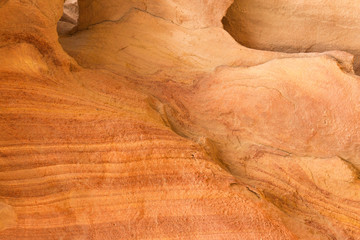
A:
[1, 0, 360, 239]
[223, 0, 360, 73]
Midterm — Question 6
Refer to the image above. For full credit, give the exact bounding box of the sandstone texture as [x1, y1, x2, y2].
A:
[223, 0, 360, 73]
[1, 0, 360, 239]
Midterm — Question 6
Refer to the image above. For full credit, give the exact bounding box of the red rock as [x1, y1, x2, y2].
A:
[1, 0, 360, 239]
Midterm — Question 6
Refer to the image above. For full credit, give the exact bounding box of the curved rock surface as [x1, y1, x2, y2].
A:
[223, 0, 360, 73]
[1, 0, 360, 239]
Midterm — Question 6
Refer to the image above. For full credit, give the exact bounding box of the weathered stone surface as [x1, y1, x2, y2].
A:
[223, 0, 360, 73]
[1, 0, 360, 239]
[77, 0, 234, 30]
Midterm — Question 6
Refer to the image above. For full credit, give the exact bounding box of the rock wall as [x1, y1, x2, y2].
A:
[1, 0, 360, 239]
[223, 0, 360, 73]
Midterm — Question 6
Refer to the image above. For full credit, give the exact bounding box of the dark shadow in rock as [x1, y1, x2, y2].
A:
[57, 0, 79, 36]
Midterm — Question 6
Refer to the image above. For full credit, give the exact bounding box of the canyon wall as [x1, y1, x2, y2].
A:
[1, 0, 360, 239]
[223, 0, 360, 73]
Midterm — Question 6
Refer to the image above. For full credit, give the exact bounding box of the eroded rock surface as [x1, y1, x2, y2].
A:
[1, 0, 360, 239]
[223, 0, 360, 73]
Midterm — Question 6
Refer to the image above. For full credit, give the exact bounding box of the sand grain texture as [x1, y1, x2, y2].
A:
[1, 0, 360, 239]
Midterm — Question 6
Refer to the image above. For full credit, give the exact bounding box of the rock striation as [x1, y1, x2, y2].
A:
[1, 0, 360, 239]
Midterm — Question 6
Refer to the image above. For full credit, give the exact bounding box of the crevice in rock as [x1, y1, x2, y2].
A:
[57, 0, 79, 36]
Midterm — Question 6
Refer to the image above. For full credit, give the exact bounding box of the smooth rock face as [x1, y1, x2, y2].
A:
[1, 0, 360, 239]
[77, 0, 234, 30]
[223, 0, 360, 73]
